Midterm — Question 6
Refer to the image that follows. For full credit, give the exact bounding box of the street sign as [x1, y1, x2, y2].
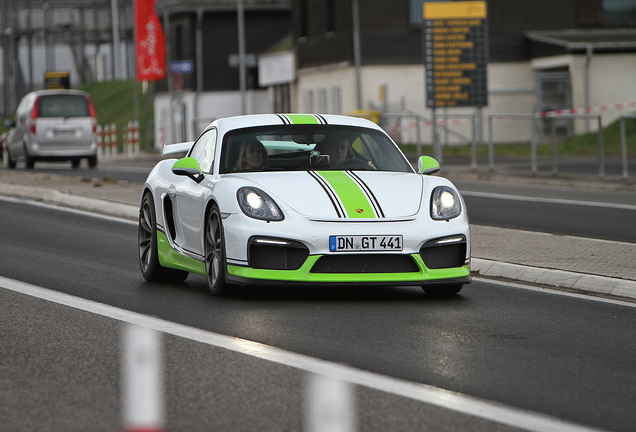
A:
[44, 71, 70, 90]
[169, 60, 194, 74]
[423, 1, 488, 108]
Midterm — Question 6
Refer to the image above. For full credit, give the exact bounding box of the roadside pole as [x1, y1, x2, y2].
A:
[122, 324, 164, 432]
[305, 373, 356, 432]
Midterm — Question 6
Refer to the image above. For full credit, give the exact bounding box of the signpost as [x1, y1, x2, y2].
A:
[169, 60, 194, 74]
[423, 1, 488, 161]
[44, 71, 70, 90]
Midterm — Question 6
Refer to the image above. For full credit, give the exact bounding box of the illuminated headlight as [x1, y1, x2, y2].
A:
[431, 186, 461, 220]
[237, 187, 284, 221]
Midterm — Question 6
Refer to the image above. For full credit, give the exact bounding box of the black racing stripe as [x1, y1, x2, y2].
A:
[308, 171, 345, 218]
[276, 114, 290, 125]
[348, 171, 385, 218]
[315, 114, 328, 125]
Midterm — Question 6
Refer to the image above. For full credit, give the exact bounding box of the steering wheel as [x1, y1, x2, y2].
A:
[332, 158, 376, 170]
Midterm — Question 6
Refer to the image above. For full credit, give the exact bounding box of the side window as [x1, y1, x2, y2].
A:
[16, 95, 30, 124]
[189, 128, 217, 173]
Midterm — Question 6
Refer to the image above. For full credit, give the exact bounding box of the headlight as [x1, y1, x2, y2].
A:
[237, 187, 284, 221]
[431, 186, 461, 220]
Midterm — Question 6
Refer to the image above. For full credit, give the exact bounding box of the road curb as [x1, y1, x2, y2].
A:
[0, 182, 139, 221]
[472, 258, 636, 301]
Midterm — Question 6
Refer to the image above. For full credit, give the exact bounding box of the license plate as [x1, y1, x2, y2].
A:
[329, 235, 403, 252]
[52, 129, 77, 137]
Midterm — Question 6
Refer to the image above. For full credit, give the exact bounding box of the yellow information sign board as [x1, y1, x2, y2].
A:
[423, 1, 488, 108]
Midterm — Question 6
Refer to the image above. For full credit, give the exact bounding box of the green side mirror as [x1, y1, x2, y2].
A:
[172, 157, 204, 183]
[417, 156, 440, 175]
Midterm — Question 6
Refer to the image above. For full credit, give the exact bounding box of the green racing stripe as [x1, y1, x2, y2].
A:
[284, 114, 320, 124]
[316, 170, 375, 218]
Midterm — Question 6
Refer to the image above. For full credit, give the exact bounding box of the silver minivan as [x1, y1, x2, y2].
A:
[5, 89, 98, 169]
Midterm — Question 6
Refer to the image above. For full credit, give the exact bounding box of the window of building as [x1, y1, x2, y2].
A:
[409, 0, 426, 25]
[604, 0, 636, 22]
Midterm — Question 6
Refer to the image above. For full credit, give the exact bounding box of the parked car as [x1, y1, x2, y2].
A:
[139, 114, 471, 296]
[5, 89, 98, 169]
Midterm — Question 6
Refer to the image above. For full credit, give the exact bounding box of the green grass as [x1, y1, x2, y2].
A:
[78, 80, 155, 153]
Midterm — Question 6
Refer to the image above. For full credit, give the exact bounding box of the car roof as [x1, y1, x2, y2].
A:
[206, 114, 385, 137]
[29, 89, 90, 98]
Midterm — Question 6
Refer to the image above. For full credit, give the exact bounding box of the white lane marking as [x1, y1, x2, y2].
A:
[0, 195, 137, 225]
[0, 275, 602, 432]
[462, 191, 636, 211]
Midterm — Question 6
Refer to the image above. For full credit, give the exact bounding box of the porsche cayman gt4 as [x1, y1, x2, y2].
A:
[138, 114, 471, 295]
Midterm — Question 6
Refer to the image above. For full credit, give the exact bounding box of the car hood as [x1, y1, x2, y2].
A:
[247, 171, 424, 220]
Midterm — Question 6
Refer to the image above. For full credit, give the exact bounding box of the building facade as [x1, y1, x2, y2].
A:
[153, 0, 291, 145]
[291, 0, 636, 145]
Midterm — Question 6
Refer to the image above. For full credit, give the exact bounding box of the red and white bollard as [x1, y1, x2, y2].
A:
[158, 126, 165, 151]
[133, 120, 140, 158]
[103, 124, 111, 159]
[96, 125, 103, 160]
[122, 324, 164, 432]
[110, 123, 117, 157]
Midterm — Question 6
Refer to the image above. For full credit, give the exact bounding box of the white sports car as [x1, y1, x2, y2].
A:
[138, 114, 471, 296]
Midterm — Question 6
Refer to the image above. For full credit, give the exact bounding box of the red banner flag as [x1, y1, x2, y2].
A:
[135, 0, 167, 81]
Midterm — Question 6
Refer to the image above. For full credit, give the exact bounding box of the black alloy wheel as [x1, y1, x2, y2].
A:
[138, 192, 188, 283]
[205, 205, 228, 296]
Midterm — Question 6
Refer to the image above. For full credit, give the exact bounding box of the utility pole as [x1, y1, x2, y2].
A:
[352, 0, 362, 110]
[237, 0, 247, 115]
[111, 0, 120, 80]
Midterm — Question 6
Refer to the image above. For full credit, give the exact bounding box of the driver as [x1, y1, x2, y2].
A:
[318, 134, 376, 169]
[321, 135, 349, 168]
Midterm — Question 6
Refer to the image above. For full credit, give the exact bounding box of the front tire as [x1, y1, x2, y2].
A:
[5, 146, 16, 169]
[205, 205, 229, 296]
[138, 192, 188, 283]
[422, 284, 463, 296]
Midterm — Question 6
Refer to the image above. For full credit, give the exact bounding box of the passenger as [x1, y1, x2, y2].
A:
[233, 139, 268, 171]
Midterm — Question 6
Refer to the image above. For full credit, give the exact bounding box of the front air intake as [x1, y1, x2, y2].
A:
[419, 236, 467, 269]
[311, 254, 419, 273]
[248, 237, 309, 270]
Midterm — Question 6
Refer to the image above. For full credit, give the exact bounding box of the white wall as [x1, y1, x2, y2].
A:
[154, 89, 271, 149]
[295, 54, 636, 144]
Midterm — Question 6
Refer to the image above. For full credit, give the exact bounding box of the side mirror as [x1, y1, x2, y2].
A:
[417, 156, 440, 175]
[172, 157, 204, 183]
[4, 118, 16, 128]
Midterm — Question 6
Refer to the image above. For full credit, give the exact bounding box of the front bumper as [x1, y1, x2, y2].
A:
[227, 256, 471, 286]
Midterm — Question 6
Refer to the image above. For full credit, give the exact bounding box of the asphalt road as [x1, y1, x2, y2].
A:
[2, 160, 636, 243]
[1, 198, 636, 431]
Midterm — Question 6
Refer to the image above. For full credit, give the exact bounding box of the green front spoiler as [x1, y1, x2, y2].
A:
[227, 255, 470, 285]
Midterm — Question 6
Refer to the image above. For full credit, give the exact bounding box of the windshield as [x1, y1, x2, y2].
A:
[220, 125, 412, 174]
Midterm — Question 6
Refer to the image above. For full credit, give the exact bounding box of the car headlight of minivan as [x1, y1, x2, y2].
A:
[431, 186, 461, 220]
[237, 187, 284, 221]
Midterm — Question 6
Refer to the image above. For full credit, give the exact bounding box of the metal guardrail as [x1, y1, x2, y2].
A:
[378, 111, 628, 178]
[381, 111, 477, 165]
[488, 113, 608, 177]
